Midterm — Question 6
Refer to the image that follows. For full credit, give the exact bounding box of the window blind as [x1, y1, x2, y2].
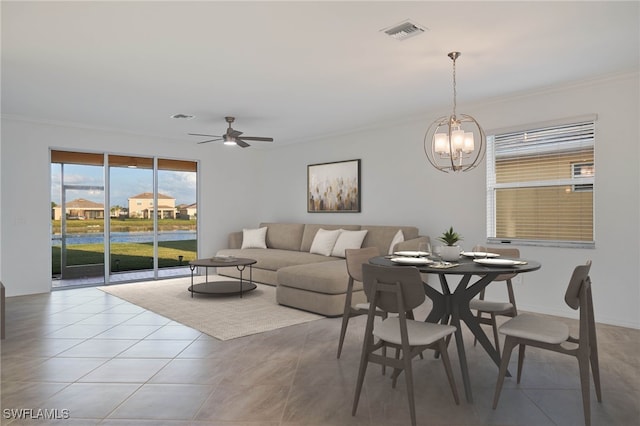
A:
[487, 118, 595, 247]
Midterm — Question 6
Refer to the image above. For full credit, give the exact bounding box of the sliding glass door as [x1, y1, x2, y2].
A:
[51, 152, 106, 287]
[108, 155, 155, 281]
[156, 159, 198, 274]
[51, 150, 198, 288]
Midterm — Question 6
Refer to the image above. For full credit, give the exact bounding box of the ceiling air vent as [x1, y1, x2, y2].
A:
[381, 20, 427, 41]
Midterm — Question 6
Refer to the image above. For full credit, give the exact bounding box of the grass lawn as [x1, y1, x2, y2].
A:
[52, 239, 197, 275]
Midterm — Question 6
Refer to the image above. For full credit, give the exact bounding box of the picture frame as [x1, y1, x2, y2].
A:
[307, 159, 360, 213]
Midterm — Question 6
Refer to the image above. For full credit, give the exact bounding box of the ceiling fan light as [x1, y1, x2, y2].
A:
[223, 135, 237, 146]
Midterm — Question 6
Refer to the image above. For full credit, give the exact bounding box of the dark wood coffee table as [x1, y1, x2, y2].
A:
[188, 257, 257, 298]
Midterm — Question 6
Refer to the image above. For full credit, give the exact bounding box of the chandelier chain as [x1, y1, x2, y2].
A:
[452, 55, 457, 118]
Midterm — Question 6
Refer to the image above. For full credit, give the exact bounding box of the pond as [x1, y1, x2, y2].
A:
[51, 231, 197, 246]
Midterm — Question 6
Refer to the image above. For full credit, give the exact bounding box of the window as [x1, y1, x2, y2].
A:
[51, 150, 199, 287]
[571, 162, 594, 192]
[486, 116, 596, 247]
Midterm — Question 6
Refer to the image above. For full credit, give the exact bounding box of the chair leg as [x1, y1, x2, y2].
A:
[473, 311, 483, 347]
[352, 343, 370, 417]
[590, 347, 602, 403]
[438, 339, 460, 405]
[392, 347, 401, 388]
[381, 346, 387, 376]
[517, 344, 526, 384]
[337, 312, 351, 359]
[491, 313, 501, 354]
[402, 347, 417, 426]
[578, 354, 592, 426]
[493, 337, 517, 409]
[337, 280, 354, 359]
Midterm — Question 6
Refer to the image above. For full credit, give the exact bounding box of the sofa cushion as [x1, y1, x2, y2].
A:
[388, 229, 405, 254]
[300, 224, 361, 252]
[331, 229, 368, 257]
[216, 248, 336, 271]
[360, 225, 419, 255]
[259, 222, 306, 251]
[241, 227, 268, 249]
[309, 228, 342, 256]
[278, 260, 359, 295]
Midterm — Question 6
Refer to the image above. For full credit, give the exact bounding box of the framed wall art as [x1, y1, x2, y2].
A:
[307, 159, 360, 213]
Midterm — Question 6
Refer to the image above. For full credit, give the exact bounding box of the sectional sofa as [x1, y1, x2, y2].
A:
[216, 222, 428, 316]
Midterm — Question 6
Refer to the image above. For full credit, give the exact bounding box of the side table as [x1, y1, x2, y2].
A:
[189, 257, 257, 298]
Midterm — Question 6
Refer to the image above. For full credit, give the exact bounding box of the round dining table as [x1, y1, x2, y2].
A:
[370, 254, 541, 403]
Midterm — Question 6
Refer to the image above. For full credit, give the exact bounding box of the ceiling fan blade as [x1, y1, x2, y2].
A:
[239, 136, 274, 142]
[197, 138, 223, 144]
[235, 138, 251, 148]
[188, 133, 220, 137]
[229, 129, 243, 137]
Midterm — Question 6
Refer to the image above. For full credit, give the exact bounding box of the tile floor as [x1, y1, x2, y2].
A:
[1, 283, 639, 425]
[52, 267, 192, 289]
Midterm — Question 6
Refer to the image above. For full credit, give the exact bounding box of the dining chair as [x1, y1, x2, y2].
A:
[337, 247, 383, 360]
[352, 263, 459, 426]
[470, 245, 520, 353]
[493, 260, 601, 426]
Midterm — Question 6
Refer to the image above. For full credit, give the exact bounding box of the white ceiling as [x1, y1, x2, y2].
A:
[2, 1, 639, 147]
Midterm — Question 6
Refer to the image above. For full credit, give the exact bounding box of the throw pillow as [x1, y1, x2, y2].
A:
[331, 229, 368, 258]
[309, 228, 342, 256]
[388, 229, 405, 254]
[241, 227, 268, 249]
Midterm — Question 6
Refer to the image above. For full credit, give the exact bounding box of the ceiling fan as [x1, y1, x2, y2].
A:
[189, 116, 274, 148]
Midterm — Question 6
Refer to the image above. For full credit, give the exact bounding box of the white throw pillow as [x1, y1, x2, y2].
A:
[241, 227, 268, 249]
[331, 229, 368, 258]
[309, 228, 342, 256]
[388, 229, 405, 254]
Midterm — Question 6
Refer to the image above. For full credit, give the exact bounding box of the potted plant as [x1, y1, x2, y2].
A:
[437, 226, 463, 261]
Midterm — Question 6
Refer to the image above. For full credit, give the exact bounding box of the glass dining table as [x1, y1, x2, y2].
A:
[370, 254, 541, 403]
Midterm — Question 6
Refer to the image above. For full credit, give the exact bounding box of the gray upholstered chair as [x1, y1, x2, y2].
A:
[337, 247, 382, 359]
[352, 264, 459, 426]
[470, 245, 520, 353]
[493, 261, 601, 426]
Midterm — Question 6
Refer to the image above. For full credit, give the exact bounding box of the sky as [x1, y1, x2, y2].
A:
[51, 164, 197, 208]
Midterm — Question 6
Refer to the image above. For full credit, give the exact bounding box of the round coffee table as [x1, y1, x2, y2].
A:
[188, 257, 257, 297]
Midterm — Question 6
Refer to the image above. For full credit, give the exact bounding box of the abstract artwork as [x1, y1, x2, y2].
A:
[307, 159, 360, 212]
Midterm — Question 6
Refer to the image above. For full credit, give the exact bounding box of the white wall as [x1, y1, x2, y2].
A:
[1, 73, 638, 328]
[0, 118, 262, 297]
[260, 73, 640, 328]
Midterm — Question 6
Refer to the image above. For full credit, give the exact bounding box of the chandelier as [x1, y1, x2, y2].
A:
[424, 52, 486, 173]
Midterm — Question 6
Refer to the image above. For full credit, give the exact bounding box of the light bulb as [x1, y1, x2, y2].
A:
[463, 132, 475, 153]
[451, 129, 465, 152]
[434, 133, 449, 154]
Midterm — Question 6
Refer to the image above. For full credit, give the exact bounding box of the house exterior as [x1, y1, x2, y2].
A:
[127, 192, 176, 219]
[52, 198, 105, 220]
[178, 203, 197, 220]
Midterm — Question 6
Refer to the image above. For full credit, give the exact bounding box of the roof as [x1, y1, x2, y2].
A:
[129, 192, 174, 200]
[65, 198, 104, 209]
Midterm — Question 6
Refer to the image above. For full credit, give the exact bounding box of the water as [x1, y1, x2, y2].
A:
[52, 231, 196, 246]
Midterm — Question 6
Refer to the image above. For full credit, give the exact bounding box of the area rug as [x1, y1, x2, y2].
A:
[99, 276, 323, 340]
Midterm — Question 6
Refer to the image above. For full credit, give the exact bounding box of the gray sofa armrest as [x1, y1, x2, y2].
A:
[228, 231, 243, 249]
[394, 235, 430, 252]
